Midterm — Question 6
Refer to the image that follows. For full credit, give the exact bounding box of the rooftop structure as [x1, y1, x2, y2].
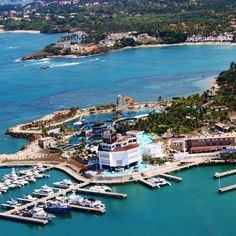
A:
[186, 132, 236, 153]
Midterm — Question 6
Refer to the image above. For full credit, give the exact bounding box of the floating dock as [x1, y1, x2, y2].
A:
[218, 184, 236, 193]
[214, 169, 236, 178]
[76, 188, 127, 199]
[159, 173, 182, 182]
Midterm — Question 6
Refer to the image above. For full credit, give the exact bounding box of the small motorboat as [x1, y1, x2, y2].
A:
[19, 195, 38, 202]
[152, 177, 171, 186]
[30, 207, 55, 220]
[6, 199, 22, 208]
[40, 65, 50, 69]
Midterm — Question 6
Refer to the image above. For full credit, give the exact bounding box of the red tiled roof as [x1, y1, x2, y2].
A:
[113, 144, 139, 152]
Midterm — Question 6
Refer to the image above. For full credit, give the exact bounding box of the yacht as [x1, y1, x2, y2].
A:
[53, 179, 74, 189]
[89, 185, 112, 192]
[3, 168, 19, 181]
[30, 207, 55, 221]
[44, 200, 71, 213]
[33, 185, 54, 196]
[68, 193, 105, 209]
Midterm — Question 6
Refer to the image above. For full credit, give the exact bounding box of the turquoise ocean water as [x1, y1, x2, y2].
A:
[1, 32, 236, 236]
[1, 165, 236, 236]
[1, 33, 236, 153]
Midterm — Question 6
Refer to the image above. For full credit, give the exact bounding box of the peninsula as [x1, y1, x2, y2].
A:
[21, 31, 236, 61]
[2, 63, 236, 181]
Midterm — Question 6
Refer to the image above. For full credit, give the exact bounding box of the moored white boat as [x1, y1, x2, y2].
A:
[30, 207, 55, 221]
[89, 185, 112, 192]
[53, 179, 74, 189]
[33, 185, 54, 196]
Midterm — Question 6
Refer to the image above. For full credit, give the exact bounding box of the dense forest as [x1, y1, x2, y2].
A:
[1, 0, 236, 40]
[214, 63, 236, 111]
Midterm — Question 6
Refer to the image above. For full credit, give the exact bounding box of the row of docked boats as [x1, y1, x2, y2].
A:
[53, 179, 112, 192]
[147, 177, 171, 188]
[0, 165, 49, 193]
[4, 191, 105, 222]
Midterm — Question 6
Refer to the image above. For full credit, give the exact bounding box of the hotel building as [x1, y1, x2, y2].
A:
[187, 133, 236, 153]
[98, 129, 143, 170]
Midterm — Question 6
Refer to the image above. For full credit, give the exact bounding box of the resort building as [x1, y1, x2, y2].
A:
[143, 143, 165, 158]
[186, 133, 236, 153]
[98, 129, 142, 170]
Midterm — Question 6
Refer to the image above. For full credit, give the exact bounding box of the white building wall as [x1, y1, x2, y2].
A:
[98, 147, 141, 168]
[143, 143, 165, 158]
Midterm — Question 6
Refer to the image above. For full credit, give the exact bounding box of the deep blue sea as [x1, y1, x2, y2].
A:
[1, 32, 236, 235]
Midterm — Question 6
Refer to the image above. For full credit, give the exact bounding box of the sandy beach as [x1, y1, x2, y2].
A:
[0, 29, 40, 34]
[117, 41, 236, 51]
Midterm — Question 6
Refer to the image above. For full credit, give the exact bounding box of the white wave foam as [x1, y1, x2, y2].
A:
[50, 62, 81, 68]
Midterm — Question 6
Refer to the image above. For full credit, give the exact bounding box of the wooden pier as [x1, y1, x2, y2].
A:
[214, 169, 236, 178]
[159, 174, 182, 182]
[76, 188, 127, 199]
[218, 184, 236, 193]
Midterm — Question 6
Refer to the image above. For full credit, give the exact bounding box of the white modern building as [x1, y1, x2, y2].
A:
[98, 130, 142, 170]
[143, 142, 165, 158]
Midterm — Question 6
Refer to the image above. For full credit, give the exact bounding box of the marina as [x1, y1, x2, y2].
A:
[0, 181, 107, 225]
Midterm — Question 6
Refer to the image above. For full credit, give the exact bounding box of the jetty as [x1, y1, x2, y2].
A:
[159, 173, 182, 182]
[76, 188, 127, 199]
[0, 212, 48, 225]
[214, 169, 236, 178]
[218, 184, 236, 193]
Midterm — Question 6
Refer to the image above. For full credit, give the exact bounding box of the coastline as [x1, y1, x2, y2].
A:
[21, 41, 236, 61]
[0, 29, 41, 34]
[116, 41, 236, 52]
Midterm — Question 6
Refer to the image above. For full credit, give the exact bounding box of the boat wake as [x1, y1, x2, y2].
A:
[8, 46, 19, 49]
[22, 57, 99, 68]
[49, 61, 82, 68]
